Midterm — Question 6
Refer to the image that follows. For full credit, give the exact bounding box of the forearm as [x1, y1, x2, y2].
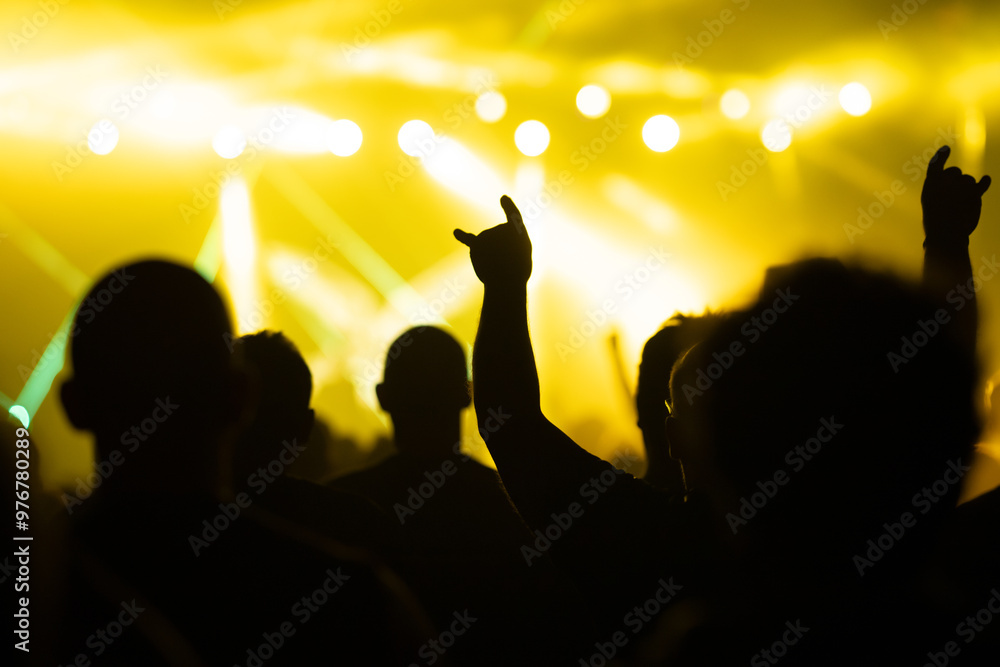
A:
[922, 238, 977, 352]
[472, 284, 540, 418]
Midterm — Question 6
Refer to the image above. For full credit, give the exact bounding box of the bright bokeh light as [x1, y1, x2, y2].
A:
[327, 119, 363, 156]
[475, 91, 507, 123]
[398, 120, 438, 157]
[576, 84, 611, 118]
[720, 89, 751, 119]
[9, 405, 29, 428]
[761, 119, 792, 152]
[515, 120, 550, 156]
[213, 125, 246, 159]
[642, 115, 680, 152]
[150, 90, 177, 119]
[839, 82, 872, 116]
[88, 119, 119, 155]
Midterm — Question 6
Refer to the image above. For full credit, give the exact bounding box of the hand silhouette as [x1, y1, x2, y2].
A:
[454, 195, 532, 287]
[922, 145, 991, 246]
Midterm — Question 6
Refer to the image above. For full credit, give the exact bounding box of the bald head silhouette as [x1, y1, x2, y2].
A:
[60, 259, 244, 493]
[375, 326, 470, 457]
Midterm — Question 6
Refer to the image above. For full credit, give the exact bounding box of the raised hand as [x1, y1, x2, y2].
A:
[454, 195, 532, 288]
[922, 145, 991, 246]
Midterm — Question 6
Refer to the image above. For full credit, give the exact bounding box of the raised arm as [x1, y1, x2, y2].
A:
[454, 196, 538, 417]
[454, 197, 627, 522]
[921, 145, 991, 352]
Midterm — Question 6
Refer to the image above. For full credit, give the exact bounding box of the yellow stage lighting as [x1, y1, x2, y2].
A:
[720, 89, 751, 119]
[576, 84, 611, 119]
[327, 119, 363, 157]
[213, 125, 246, 159]
[515, 120, 550, 157]
[839, 82, 872, 116]
[475, 91, 507, 123]
[761, 119, 792, 152]
[642, 115, 680, 152]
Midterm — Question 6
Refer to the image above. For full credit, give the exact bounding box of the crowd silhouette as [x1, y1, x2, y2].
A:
[6, 143, 999, 665]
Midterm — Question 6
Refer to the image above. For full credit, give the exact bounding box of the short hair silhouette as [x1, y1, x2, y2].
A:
[61, 259, 238, 473]
[234, 330, 313, 442]
[376, 326, 470, 416]
[670, 258, 978, 562]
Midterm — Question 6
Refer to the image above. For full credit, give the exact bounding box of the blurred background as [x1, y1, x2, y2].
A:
[2, 0, 999, 498]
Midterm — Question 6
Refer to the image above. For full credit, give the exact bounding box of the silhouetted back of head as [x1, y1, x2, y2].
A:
[378, 326, 470, 416]
[672, 258, 978, 575]
[232, 331, 314, 469]
[63, 260, 236, 464]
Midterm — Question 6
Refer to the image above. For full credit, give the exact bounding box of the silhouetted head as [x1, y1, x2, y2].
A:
[60, 260, 244, 487]
[669, 259, 978, 576]
[376, 327, 470, 452]
[231, 331, 315, 474]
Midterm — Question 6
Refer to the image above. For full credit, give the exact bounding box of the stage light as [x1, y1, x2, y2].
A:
[398, 120, 437, 157]
[761, 119, 792, 152]
[839, 82, 871, 116]
[88, 119, 119, 155]
[327, 119, 363, 156]
[720, 89, 751, 119]
[515, 120, 550, 156]
[221, 178, 258, 334]
[475, 91, 507, 123]
[642, 115, 680, 152]
[9, 405, 29, 428]
[150, 90, 177, 119]
[576, 84, 611, 118]
[213, 125, 246, 159]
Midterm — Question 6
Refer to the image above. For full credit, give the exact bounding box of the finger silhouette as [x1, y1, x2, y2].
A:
[978, 175, 992, 196]
[927, 145, 950, 176]
[454, 229, 477, 247]
[500, 195, 526, 234]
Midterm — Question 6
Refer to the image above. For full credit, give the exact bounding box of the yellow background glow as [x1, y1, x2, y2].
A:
[1, 0, 999, 500]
